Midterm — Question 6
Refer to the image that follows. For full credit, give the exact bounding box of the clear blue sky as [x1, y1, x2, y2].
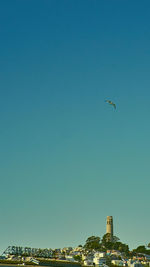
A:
[0, 0, 150, 253]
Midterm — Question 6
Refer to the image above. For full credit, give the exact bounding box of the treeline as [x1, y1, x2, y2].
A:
[132, 245, 150, 255]
[83, 234, 150, 256]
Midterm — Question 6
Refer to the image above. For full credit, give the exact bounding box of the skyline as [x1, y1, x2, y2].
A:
[0, 0, 150, 253]
[0, 215, 146, 253]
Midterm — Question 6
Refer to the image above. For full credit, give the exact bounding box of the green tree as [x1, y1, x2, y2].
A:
[102, 233, 111, 244]
[73, 255, 82, 262]
[133, 246, 146, 254]
[101, 234, 129, 255]
[101, 234, 113, 249]
[84, 236, 101, 251]
[118, 243, 129, 255]
[113, 236, 120, 243]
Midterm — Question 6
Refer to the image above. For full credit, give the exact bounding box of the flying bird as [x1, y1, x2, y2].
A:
[105, 100, 116, 109]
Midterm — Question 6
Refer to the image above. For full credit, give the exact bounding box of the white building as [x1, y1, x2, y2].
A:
[65, 255, 75, 262]
[83, 255, 94, 266]
[94, 252, 106, 258]
[93, 256, 106, 266]
[84, 259, 93, 266]
[130, 263, 143, 267]
[111, 260, 124, 266]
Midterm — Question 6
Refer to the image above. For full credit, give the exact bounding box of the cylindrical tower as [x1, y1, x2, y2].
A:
[106, 216, 113, 241]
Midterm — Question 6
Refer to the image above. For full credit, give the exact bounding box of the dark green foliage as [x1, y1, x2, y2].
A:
[135, 245, 146, 253]
[84, 234, 129, 256]
[101, 233, 112, 245]
[84, 236, 101, 251]
[73, 255, 82, 262]
[132, 245, 150, 255]
[101, 233, 129, 255]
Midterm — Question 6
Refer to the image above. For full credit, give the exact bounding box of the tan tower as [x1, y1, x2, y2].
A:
[106, 216, 113, 241]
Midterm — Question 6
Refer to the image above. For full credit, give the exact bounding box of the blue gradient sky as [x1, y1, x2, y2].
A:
[0, 0, 150, 253]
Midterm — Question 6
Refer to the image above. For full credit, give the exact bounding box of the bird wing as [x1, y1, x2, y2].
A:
[105, 100, 116, 109]
[105, 100, 111, 104]
[112, 103, 116, 109]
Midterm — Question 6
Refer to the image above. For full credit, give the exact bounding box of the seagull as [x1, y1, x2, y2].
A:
[105, 100, 116, 109]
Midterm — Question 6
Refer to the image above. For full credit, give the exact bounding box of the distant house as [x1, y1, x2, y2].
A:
[93, 257, 106, 266]
[94, 252, 106, 258]
[111, 260, 124, 266]
[83, 259, 93, 266]
[130, 263, 143, 267]
[62, 248, 73, 254]
[65, 256, 75, 262]
[83, 255, 94, 266]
